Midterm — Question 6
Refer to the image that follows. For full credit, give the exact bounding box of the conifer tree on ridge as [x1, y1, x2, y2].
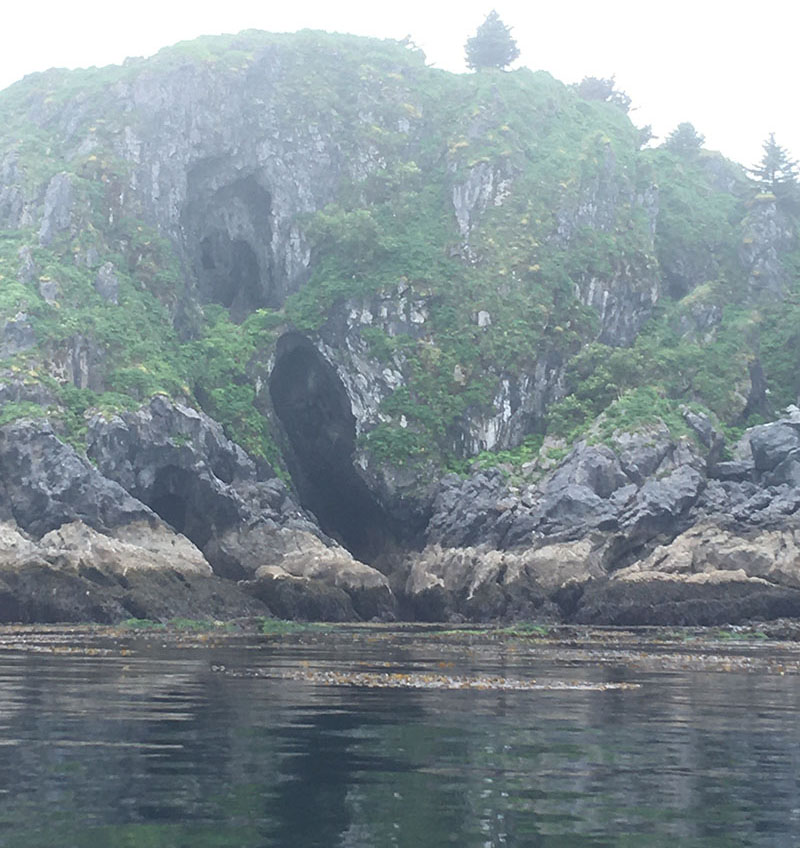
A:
[465, 10, 520, 71]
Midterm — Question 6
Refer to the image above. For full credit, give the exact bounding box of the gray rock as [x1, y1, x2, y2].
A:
[16, 246, 37, 285]
[768, 455, 800, 488]
[748, 421, 800, 473]
[681, 406, 723, 457]
[532, 483, 615, 538]
[0, 312, 36, 358]
[0, 520, 266, 624]
[612, 425, 673, 484]
[574, 522, 800, 626]
[740, 199, 796, 300]
[426, 470, 509, 548]
[0, 375, 55, 407]
[87, 396, 394, 615]
[94, 261, 119, 304]
[0, 155, 26, 229]
[0, 419, 154, 537]
[709, 460, 753, 482]
[617, 465, 704, 546]
[38, 172, 74, 246]
[574, 573, 800, 626]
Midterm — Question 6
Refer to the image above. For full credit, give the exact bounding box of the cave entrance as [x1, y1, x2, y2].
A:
[197, 232, 263, 320]
[148, 466, 212, 551]
[182, 169, 276, 321]
[269, 334, 398, 565]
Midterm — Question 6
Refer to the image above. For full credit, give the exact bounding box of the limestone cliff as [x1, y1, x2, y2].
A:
[0, 30, 798, 624]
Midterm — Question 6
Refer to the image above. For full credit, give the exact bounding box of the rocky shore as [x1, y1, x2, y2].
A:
[1, 396, 798, 627]
[1, 32, 799, 628]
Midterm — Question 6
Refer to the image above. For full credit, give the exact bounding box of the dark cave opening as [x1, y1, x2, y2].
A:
[269, 334, 401, 565]
[197, 232, 264, 320]
[182, 170, 276, 321]
[147, 466, 212, 551]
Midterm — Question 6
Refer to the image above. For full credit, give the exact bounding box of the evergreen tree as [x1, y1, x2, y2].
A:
[465, 11, 520, 71]
[663, 122, 705, 156]
[750, 133, 798, 205]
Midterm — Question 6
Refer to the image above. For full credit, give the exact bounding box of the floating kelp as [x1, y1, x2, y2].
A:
[219, 667, 640, 691]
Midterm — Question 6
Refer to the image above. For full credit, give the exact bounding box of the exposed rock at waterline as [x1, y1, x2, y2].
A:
[0, 519, 266, 624]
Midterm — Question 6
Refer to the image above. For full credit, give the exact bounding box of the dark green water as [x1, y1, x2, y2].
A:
[1, 626, 799, 847]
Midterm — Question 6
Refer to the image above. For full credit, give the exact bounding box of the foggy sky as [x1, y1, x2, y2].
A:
[1, 0, 797, 168]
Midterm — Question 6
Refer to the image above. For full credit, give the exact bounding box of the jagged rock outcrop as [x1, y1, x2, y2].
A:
[0, 401, 395, 622]
[87, 396, 395, 619]
[426, 421, 706, 553]
[38, 172, 75, 246]
[0, 155, 27, 229]
[741, 199, 796, 299]
[0, 418, 154, 536]
[1, 32, 800, 626]
[404, 408, 800, 624]
[0, 419, 266, 622]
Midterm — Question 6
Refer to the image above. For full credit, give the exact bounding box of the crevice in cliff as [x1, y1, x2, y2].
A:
[182, 166, 276, 321]
[147, 466, 213, 551]
[269, 333, 401, 565]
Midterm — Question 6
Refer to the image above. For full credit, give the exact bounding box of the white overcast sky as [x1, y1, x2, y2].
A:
[1, 0, 796, 167]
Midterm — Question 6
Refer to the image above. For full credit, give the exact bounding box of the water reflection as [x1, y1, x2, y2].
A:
[0, 630, 799, 846]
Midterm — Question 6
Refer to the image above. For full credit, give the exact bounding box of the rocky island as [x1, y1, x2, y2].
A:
[1, 29, 799, 625]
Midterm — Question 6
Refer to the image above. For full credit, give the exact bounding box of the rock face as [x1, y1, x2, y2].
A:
[1, 397, 800, 626]
[0, 419, 264, 622]
[740, 199, 796, 300]
[404, 408, 800, 625]
[0, 519, 265, 624]
[1, 32, 800, 626]
[0, 400, 395, 623]
[427, 423, 706, 554]
[87, 396, 395, 620]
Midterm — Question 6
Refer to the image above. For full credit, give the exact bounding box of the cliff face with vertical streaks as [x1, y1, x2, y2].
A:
[0, 30, 799, 624]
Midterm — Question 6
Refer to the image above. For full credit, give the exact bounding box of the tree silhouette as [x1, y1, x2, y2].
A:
[465, 11, 520, 71]
[750, 134, 798, 194]
[747, 133, 800, 214]
[664, 122, 705, 156]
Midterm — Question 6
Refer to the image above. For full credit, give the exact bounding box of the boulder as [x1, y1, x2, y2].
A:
[575, 570, 800, 626]
[404, 538, 603, 622]
[0, 519, 266, 624]
[574, 522, 800, 626]
[748, 421, 800, 473]
[0, 418, 154, 537]
[221, 524, 395, 620]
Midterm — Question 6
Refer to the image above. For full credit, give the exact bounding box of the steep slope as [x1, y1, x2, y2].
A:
[0, 30, 799, 622]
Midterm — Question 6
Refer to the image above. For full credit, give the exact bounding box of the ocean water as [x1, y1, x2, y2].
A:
[0, 624, 798, 847]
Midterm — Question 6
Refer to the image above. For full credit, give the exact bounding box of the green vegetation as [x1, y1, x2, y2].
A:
[664, 121, 705, 155]
[120, 617, 232, 631]
[120, 618, 166, 630]
[749, 132, 799, 211]
[0, 28, 798, 479]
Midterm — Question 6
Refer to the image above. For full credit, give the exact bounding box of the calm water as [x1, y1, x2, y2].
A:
[1, 625, 800, 847]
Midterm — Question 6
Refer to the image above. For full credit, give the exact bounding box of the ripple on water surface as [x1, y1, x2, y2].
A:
[0, 624, 799, 847]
